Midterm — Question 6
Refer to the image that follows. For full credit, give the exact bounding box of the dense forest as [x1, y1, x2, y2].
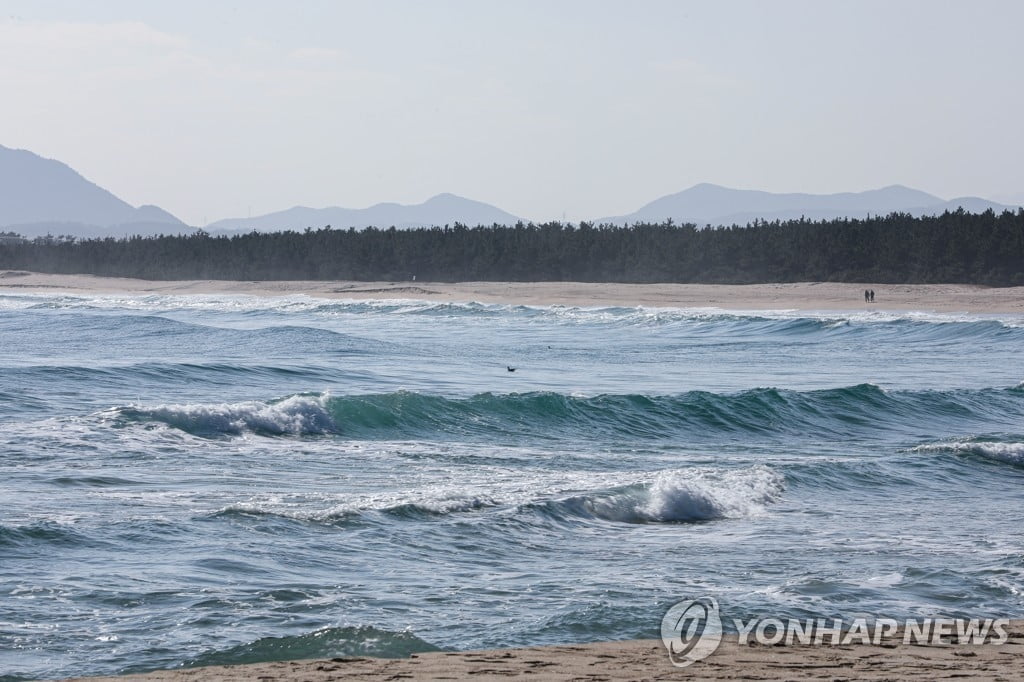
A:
[2, 208, 1023, 285]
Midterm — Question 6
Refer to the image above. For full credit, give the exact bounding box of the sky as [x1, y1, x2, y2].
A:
[1, 0, 1022, 226]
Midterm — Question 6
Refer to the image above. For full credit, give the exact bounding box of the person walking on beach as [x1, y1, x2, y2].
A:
[865, 289, 870, 303]
[870, 289, 875, 302]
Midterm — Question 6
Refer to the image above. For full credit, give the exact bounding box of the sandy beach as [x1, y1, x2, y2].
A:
[65, 623, 1024, 681]
[2, 271, 1024, 313]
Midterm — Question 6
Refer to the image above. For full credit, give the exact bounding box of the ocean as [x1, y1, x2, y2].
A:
[1, 293, 1023, 680]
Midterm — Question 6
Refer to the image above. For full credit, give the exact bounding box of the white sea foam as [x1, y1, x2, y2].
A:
[215, 465, 785, 526]
[6, 291, 1024, 327]
[218, 488, 506, 523]
[637, 465, 785, 522]
[863, 572, 905, 588]
[914, 440, 1024, 466]
[554, 465, 785, 524]
[130, 393, 338, 436]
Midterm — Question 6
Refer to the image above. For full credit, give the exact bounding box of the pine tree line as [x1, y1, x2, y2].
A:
[1, 208, 1022, 285]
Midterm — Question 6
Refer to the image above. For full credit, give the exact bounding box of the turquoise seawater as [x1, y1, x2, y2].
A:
[1, 293, 1023, 679]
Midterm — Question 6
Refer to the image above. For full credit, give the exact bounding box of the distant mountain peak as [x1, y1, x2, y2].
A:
[595, 184, 1010, 226]
[206, 193, 520, 233]
[0, 144, 185, 236]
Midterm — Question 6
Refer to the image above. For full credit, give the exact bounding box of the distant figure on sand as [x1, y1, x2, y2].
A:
[864, 289, 870, 303]
[870, 289, 875, 302]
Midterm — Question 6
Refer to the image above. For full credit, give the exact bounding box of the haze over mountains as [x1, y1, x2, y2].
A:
[1, 144, 1019, 239]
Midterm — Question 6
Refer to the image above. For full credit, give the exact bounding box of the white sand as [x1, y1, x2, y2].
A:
[3, 271, 1024, 313]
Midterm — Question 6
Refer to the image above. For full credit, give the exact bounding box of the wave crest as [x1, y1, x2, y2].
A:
[0, 521, 94, 549]
[109, 394, 338, 437]
[104, 384, 1024, 441]
[217, 493, 501, 524]
[537, 465, 784, 524]
[915, 438, 1024, 467]
[213, 466, 783, 528]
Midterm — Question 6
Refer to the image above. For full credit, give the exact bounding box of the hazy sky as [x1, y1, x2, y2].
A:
[2, 0, 1022, 225]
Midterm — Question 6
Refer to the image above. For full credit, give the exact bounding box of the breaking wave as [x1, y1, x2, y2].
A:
[214, 465, 784, 527]
[531, 466, 784, 524]
[108, 394, 339, 437]
[914, 438, 1024, 467]
[103, 384, 1024, 440]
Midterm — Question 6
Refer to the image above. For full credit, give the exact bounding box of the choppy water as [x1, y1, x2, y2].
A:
[2, 293, 1023, 680]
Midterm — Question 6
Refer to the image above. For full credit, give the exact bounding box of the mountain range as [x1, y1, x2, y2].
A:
[1, 144, 1019, 238]
[0, 144, 187, 238]
[595, 183, 1018, 226]
[205, 193, 521, 233]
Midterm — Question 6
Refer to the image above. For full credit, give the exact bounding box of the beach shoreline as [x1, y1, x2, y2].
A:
[3, 271, 1024, 313]
[64, 623, 1024, 681]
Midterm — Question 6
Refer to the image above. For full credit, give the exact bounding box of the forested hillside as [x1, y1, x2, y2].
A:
[2, 208, 1022, 285]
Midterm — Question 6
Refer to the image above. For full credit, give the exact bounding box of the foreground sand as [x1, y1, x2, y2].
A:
[2, 271, 1024, 313]
[68, 624, 1024, 681]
